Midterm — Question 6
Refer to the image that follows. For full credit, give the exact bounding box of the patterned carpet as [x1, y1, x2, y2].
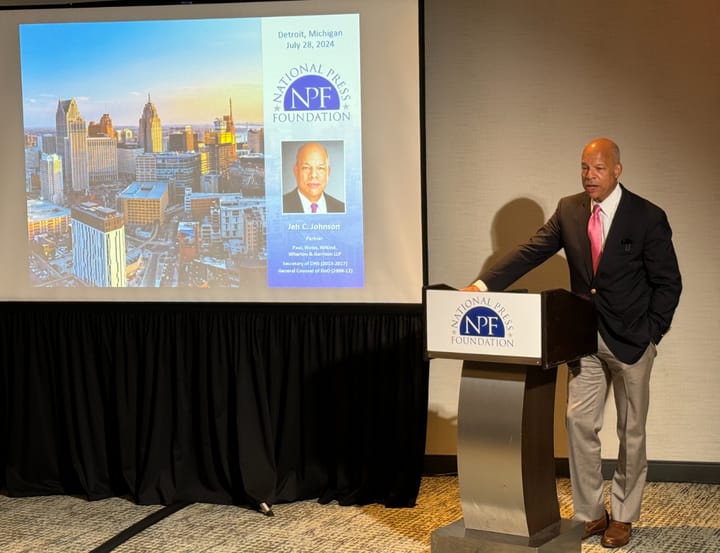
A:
[1, 477, 718, 552]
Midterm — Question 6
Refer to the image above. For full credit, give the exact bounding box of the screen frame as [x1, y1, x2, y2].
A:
[0, 0, 427, 304]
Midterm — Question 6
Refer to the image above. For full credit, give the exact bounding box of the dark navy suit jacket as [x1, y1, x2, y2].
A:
[282, 189, 345, 213]
[478, 184, 682, 364]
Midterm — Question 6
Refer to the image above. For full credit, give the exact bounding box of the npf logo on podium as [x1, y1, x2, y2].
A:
[425, 289, 543, 362]
[457, 304, 512, 344]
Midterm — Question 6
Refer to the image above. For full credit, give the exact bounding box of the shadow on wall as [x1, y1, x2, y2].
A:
[426, 199, 574, 463]
[482, 197, 570, 293]
[484, 197, 573, 458]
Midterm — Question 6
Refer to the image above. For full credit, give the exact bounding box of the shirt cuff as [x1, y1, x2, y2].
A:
[471, 279, 489, 292]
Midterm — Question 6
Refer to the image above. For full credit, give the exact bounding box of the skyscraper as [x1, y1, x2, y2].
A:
[135, 151, 201, 203]
[87, 136, 118, 185]
[55, 99, 71, 160]
[203, 98, 238, 176]
[168, 125, 198, 153]
[39, 153, 64, 205]
[41, 134, 58, 155]
[56, 98, 89, 193]
[138, 95, 163, 153]
[71, 201, 127, 287]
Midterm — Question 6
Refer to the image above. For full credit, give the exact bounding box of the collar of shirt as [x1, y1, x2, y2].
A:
[298, 191, 328, 214]
[592, 183, 622, 240]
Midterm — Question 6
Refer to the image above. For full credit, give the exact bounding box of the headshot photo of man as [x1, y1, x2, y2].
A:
[282, 141, 346, 214]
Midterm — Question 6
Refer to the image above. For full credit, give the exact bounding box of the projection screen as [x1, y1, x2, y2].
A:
[0, 0, 423, 303]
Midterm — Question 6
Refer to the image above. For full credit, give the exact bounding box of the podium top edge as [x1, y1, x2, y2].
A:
[425, 286, 580, 297]
[424, 283, 457, 291]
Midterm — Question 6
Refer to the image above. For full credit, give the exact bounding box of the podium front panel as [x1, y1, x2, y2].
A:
[426, 290, 542, 364]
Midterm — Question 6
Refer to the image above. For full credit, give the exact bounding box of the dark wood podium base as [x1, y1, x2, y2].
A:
[431, 518, 584, 553]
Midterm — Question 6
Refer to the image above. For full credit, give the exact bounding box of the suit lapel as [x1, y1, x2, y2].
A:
[601, 185, 632, 265]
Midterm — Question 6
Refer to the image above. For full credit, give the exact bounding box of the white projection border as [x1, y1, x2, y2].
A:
[0, 0, 422, 303]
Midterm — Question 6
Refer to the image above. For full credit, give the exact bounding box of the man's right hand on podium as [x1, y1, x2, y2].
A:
[460, 280, 487, 292]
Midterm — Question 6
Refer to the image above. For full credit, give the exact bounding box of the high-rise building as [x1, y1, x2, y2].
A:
[71, 201, 127, 287]
[56, 98, 89, 193]
[182, 190, 265, 256]
[135, 151, 201, 203]
[41, 134, 58, 155]
[247, 128, 264, 154]
[201, 172, 221, 194]
[55, 99, 71, 160]
[203, 99, 238, 177]
[218, 196, 243, 240]
[138, 95, 163, 153]
[88, 113, 115, 138]
[228, 155, 264, 196]
[243, 206, 265, 257]
[168, 125, 198, 153]
[87, 136, 118, 185]
[118, 181, 169, 225]
[25, 146, 41, 195]
[117, 128, 134, 144]
[27, 198, 70, 240]
[135, 153, 158, 183]
[39, 153, 64, 205]
[116, 143, 144, 181]
[24, 146, 41, 177]
[178, 221, 200, 262]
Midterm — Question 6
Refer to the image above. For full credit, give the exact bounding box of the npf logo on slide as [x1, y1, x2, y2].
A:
[272, 63, 353, 123]
[284, 74, 340, 111]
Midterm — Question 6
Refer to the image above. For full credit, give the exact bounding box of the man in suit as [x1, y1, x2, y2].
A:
[283, 142, 345, 213]
[463, 138, 682, 548]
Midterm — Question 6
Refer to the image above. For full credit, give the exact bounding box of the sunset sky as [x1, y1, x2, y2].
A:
[19, 17, 264, 129]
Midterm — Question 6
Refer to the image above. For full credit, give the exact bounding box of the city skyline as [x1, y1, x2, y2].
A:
[19, 17, 264, 128]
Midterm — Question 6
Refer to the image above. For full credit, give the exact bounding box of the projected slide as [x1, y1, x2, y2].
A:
[20, 13, 362, 290]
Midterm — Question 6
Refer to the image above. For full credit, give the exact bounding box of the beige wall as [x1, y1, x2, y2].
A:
[424, 0, 720, 463]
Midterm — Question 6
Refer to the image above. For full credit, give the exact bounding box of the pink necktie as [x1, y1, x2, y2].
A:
[311, 203, 318, 213]
[588, 203, 603, 274]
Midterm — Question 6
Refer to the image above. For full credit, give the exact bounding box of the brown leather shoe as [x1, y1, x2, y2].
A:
[601, 520, 632, 548]
[582, 510, 609, 539]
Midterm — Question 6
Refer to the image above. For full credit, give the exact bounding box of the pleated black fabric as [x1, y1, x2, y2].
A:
[0, 303, 428, 509]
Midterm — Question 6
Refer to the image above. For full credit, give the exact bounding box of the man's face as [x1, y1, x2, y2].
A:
[293, 145, 330, 203]
[581, 145, 621, 202]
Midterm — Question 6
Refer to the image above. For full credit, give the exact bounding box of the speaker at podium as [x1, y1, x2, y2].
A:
[424, 285, 596, 553]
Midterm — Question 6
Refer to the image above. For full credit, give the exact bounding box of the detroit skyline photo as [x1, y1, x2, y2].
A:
[20, 17, 264, 129]
[21, 16, 270, 290]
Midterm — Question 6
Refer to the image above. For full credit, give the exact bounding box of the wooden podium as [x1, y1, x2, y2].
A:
[425, 287, 596, 553]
